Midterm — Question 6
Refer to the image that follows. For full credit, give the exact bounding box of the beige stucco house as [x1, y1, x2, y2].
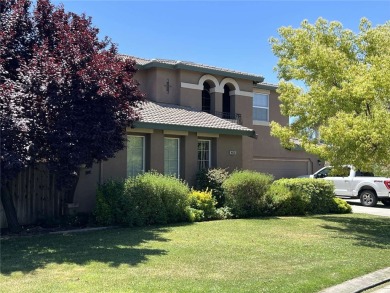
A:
[74, 56, 321, 213]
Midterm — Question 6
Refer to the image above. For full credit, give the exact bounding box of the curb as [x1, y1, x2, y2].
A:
[319, 267, 390, 293]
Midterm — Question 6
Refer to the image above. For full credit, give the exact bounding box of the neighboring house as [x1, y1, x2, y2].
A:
[73, 56, 321, 212]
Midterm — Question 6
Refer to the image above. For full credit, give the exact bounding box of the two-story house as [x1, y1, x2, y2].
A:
[73, 56, 320, 213]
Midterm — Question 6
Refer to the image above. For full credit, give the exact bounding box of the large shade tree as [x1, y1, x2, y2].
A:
[270, 18, 390, 172]
[0, 0, 144, 232]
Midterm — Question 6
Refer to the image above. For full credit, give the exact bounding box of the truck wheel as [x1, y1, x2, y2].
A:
[360, 190, 378, 207]
[381, 199, 390, 206]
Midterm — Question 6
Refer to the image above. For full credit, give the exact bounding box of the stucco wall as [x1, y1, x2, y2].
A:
[215, 135, 243, 171]
[74, 141, 127, 213]
[137, 67, 255, 111]
[73, 163, 100, 213]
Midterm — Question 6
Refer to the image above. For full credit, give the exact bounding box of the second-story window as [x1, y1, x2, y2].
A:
[253, 93, 269, 122]
[202, 82, 211, 113]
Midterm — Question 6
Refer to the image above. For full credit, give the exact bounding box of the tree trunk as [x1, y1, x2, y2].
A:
[1, 181, 22, 233]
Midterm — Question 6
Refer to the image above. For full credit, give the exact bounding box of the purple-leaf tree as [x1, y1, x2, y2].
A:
[0, 0, 144, 233]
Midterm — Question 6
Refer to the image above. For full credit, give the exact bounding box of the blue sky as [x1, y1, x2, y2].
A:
[52, 1, 389, 84]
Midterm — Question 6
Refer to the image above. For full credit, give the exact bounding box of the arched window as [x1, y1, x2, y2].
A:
[202, 82, 211, 113]
[222, 84, 231, 118]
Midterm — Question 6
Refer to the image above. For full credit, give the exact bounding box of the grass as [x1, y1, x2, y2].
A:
[1, 214, 390, 293]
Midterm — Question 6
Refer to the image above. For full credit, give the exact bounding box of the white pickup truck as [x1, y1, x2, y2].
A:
[309, 166, 390, 207]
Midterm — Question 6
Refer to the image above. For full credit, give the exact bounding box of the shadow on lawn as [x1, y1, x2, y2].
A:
[316, 215, 390, 249]
[0, 226, 170, 275]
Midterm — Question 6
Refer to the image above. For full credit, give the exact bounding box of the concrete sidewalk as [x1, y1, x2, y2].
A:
[319, 267, 390, 293]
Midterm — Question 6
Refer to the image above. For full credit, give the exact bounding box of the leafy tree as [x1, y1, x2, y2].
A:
[0, 0, 144, 232]
[270, 18, 390, 172]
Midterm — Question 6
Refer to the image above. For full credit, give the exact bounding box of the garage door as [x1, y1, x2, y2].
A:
[253, 159, 310, 179]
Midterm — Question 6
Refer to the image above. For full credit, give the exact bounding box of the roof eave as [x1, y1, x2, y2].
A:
[137, 61, 264, 83]
[133, 122, 257, 139]
[255, 83, 278, 90]
[175, 63, 264, 83]
[140, 61, 175, 70]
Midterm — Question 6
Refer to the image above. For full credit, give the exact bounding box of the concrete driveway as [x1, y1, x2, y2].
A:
[343, 198, 390, 217]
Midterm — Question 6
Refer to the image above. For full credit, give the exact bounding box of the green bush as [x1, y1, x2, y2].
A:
[214, 206, 234, 220]
[196, 168, 229, 207]
[94, 180, 127, 225]
[223, 170, 274, 218]
[268, 178, 351, 215]
[330, 197, 353, 214]
[266, 182, 307, 216]
[186, 207, 204, 222]
[188, 189, 217, 221]
[123, 172, 191, 226]
[94, 173, 194, 227]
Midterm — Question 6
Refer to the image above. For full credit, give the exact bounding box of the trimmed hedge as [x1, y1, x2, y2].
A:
[223, 170, 274, 218]
[94, 172, 352, 227]
[331, 197, 353, 214]
[268, 178, 352, 215]
[123, 172, 191, 226]
[94, 172, 192, 226]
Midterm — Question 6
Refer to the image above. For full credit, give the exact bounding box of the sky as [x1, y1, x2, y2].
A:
[51, 0, 390, 84]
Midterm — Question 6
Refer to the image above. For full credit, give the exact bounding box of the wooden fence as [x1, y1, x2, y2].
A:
[1, 165, 66, 229]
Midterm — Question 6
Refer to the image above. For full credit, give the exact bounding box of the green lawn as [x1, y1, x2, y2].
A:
[1, 214, 389, 293]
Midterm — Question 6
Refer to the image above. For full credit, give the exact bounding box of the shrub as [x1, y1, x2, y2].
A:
[268, 178, 351, 215]
[196, 168, 229, 207]
[188, 189, 217, 221]
[214, 206, 234, 220]
[222, 170, 274, 218]
[94, 173, 194, 227]
[266, 182, 307, 216]
[330, 197, 353, 214]
[94, 180, 127, 225]
[186, 207, 204, 222]
[123, 172, 191, 226]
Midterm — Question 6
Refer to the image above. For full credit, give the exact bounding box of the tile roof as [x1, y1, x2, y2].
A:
[119, 55, 264, 83]
[134, 101, 256, 138]
[255, 82, 278, 90]
[129, 56, 150, 66]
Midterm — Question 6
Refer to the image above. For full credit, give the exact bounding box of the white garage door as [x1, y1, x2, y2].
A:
[253, 159, 310, 179]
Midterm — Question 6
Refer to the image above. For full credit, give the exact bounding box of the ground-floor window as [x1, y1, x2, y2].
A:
[127, 135, 145, 177]
[164, 137, 180, 177]
[198, 139, 211, 170]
